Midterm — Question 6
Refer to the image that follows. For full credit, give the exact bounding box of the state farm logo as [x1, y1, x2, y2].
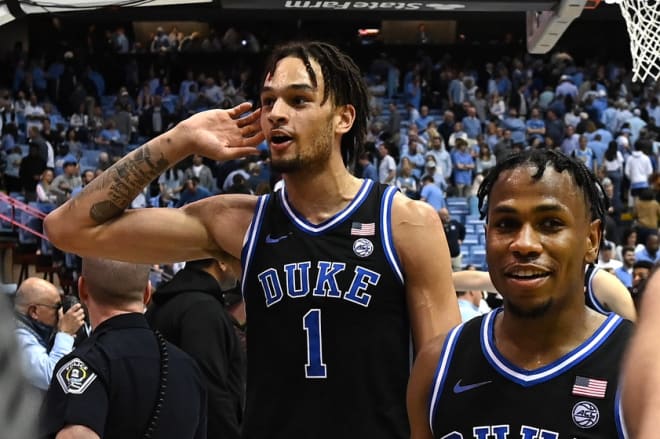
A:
[284, 1, 467, 10]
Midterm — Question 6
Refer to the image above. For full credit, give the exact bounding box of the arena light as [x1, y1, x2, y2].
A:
[358, 28, 380, 37]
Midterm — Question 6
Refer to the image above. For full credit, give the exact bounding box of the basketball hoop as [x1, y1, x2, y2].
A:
[604, 0, 660, 83]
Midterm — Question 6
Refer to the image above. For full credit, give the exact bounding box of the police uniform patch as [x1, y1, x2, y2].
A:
[56, 357, 98, 395]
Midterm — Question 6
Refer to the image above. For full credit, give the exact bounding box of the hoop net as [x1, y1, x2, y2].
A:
[612, 0, 660, 82]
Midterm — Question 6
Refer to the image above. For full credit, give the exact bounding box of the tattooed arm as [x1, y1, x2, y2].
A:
[44, 103, 264, 263]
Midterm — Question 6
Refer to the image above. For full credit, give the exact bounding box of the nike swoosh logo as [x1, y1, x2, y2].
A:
[265, 233, 290, 244]
[453, 379, 492, 394]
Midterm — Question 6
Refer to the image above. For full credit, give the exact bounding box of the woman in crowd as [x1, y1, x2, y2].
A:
[35, 168, 58, 204]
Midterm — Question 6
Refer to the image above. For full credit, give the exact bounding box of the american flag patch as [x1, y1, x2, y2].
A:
[572, 376, 607, 399]
[351, 222, 375, 236]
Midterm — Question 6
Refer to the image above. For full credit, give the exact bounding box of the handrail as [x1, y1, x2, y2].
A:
[0, 212, 49, 241]
[0, 193, 50, 242]
[0, 193, 47, 219]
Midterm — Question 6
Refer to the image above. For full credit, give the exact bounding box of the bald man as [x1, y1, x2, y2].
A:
[14, 277, 86, 391]
[41, 258, 207, 439]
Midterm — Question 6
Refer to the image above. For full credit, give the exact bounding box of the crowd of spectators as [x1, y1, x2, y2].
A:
[0, 21, 659, 296]
[357, 49, 660, 295]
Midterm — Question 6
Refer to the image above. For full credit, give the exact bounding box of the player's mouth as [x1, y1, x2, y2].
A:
[506, 269, 550, 280]
[269, 130, 294, 150]
[503, 265, 552, 288]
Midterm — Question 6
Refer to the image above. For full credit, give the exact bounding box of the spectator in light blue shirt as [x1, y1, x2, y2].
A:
[587, 134, 608, 167]
[555, 75, 578, 100]
[176, 176, 213, 207]
[525, 108, 546, 144]
[400, 140, 425, 179]
[451, 138, 475, 197]
[358, 152, 378, 182]
[14, 278, 86, 391]
[414, 105, 435, 134]
[457, 290, 482, 322]
[461, 105, 482, 140]
[635, 232, 660, 264]
[420, 175, 446, 212]
[572, 135, 597, 174]
[502, 108, 527, 141]
[614, 246, 636, 288]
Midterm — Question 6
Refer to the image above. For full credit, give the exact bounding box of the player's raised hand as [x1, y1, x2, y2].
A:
[177, 102, 265, 161]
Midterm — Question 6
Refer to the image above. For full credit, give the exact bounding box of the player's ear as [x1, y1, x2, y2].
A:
[585, 219, 602, 264]
[334, 104, 355, 135]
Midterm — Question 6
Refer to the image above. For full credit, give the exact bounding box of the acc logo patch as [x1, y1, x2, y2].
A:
[56, 357, 98, 395]
[353, 238, 374, 258]
[572, 401, 600, 429]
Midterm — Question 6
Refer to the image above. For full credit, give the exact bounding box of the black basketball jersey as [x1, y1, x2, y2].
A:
[429, 310, 632, 439]
[584, 264, 609, 315]
[240, 179, 410, 439]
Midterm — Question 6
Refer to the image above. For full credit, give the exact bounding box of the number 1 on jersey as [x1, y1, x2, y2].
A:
[303, 309, 327, 379]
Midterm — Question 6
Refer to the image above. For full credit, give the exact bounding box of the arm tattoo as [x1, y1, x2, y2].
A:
[89, 145, 170, 223]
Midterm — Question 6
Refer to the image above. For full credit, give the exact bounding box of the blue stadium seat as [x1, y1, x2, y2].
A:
[460, 244, 471, 258]
[463, 235, 479, 246]
[478, 233, 487, 245]
[80, 149, 102, 170]
[471, 249, 487, 269]
[447, 197, 469, 208]
[0, 201, 13, 230]
[17, 210, 38, 245]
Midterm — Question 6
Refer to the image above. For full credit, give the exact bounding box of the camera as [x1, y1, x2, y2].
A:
[62, 295, 80, 313]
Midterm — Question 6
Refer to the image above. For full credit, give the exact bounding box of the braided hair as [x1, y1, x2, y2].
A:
[477, 149, 608, 233]
[263, 41, 370, 167]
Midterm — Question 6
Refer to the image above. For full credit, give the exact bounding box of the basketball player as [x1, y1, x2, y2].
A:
[408, 149, 633, 438]
[44, 41, 460, 438]
[453, 263, 637, 321]
[622, 265, 660, 438]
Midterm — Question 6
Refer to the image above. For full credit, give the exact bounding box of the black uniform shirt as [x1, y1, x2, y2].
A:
[40, 313, 207, 439]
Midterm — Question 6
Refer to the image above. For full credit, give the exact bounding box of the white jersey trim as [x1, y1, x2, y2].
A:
[482, 309, 622, 386]
[428, 324, 465, 435]
[381, 186, 404, 284]
[240, 194, 270, 298]
[280, 178, 374, 235]
[586, 265, 608, 314]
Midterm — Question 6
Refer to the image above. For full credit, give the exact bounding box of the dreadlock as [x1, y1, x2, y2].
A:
[263, 41, 370, 168]
[477, 149, 609, 233]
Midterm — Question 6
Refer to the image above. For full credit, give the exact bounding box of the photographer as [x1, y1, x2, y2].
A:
[14, 278, 86, 391]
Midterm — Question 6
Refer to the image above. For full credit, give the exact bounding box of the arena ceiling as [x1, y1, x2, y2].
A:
[0, 0, 566, 27]
[1, 0, 619, 53]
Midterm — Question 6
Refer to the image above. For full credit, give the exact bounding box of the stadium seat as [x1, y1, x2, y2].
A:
[80, 149, 102, 170]
[463, 235, 479, 246]
[471, 249, 487, 270]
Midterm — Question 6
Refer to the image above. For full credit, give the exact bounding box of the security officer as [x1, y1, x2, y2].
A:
[40, 257, 207, 439]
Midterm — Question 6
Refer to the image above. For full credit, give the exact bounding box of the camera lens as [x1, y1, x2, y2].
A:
[61, 295, 80, 313]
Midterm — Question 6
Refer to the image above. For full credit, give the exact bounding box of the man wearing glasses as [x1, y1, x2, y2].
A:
[14, 277, 86, 391]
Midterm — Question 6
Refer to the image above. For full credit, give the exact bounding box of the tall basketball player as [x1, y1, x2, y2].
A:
[408, 149, 633, 438]
[44, 41, 461, 439]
